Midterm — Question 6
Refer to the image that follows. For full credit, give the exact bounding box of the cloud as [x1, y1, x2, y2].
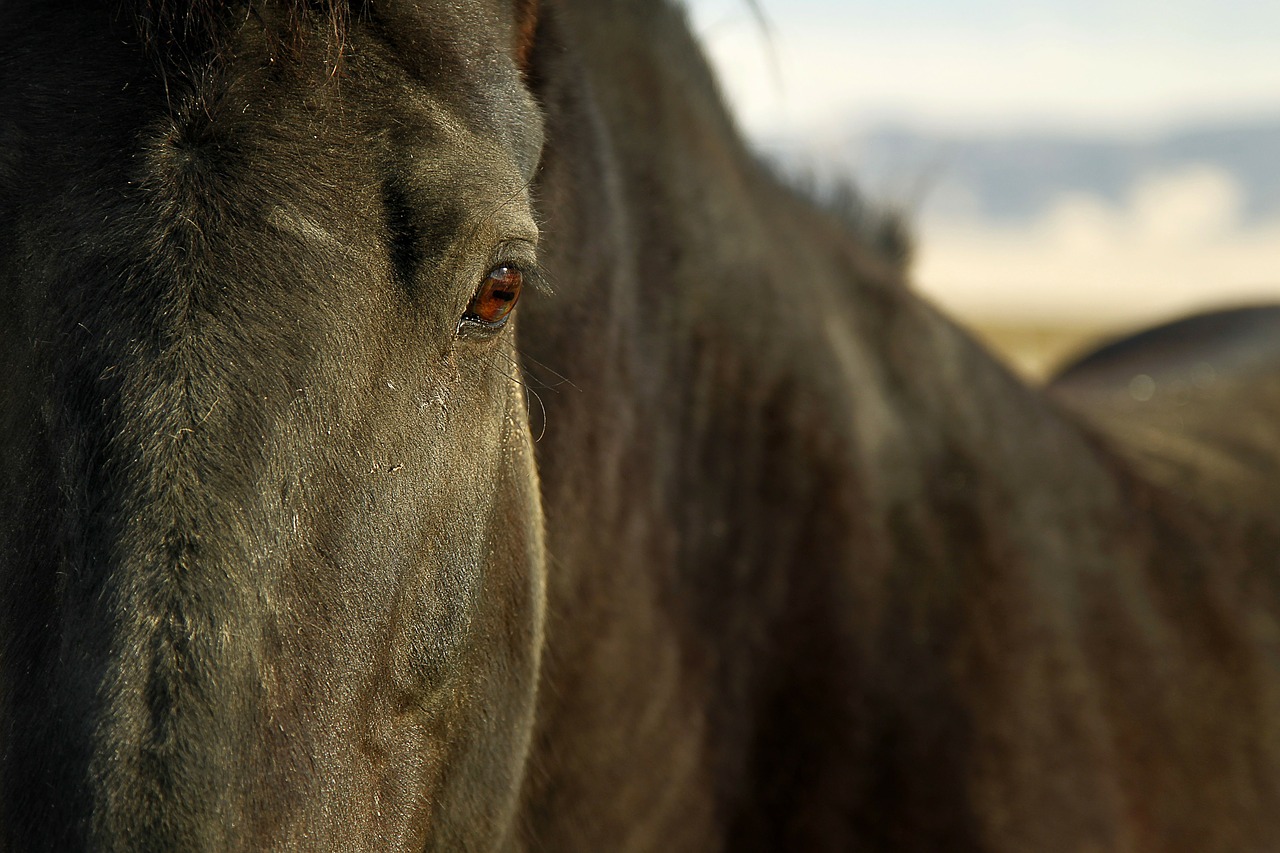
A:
[913, 166, 1280, 323]
[684, 1, 1280, 136]
[679, 1, 1280, 326]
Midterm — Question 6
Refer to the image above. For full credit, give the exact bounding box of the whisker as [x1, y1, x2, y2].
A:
[491, 349, 553, 390]
[490, 347, 574, 393]
[477, 348, 549, 442]
[515, 348, 582, 392]
[528, 384, 548, 443]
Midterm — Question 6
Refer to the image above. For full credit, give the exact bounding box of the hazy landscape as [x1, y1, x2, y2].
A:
[769, 117, 1280, 375]
[683, 0, 1280, 376]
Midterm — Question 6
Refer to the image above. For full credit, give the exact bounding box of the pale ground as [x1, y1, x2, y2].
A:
[958, 317, 1116, 383]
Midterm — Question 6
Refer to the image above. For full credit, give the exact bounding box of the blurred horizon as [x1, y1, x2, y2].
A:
[681, 0, 1280, 361]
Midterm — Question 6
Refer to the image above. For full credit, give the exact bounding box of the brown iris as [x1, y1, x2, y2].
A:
[464, 265, 523, 328]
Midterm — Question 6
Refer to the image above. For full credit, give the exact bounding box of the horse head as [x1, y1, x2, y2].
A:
[1, 2, 547, 848]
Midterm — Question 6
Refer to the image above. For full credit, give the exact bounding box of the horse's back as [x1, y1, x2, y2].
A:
[1048, 305, 1280, 511]
[1053, 305, 1280, 391]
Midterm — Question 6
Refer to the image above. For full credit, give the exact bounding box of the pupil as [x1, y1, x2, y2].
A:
[465, 265, 524, 328]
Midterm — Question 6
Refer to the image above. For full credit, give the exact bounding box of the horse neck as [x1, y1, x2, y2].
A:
[521, 1, 1150, 846]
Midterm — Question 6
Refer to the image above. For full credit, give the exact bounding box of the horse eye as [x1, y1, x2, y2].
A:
[462, 265, 524, 330]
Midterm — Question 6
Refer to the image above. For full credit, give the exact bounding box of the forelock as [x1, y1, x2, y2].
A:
[126, 0, 358, 61]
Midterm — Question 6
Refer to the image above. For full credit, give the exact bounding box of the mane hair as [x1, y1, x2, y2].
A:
[779, 165, 914, 269]
[126, 0, 358, 62]
[818, 178, 912, 268]
[513, 0, 539, 71]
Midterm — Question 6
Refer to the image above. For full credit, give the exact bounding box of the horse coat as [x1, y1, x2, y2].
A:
[3, 1, 1280, 850]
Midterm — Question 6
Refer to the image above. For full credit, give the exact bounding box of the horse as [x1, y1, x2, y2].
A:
[4, 0, 1280, 850]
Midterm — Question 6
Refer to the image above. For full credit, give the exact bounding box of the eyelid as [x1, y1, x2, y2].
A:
[490, 237, 537, 267]
[489, 241, 550, 296]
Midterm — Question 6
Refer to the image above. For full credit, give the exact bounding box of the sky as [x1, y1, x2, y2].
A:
[683, 0, 1280, 137]
[681, 0, 1280, 331]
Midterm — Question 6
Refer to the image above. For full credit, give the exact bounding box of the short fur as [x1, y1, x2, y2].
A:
[4, 1, 1280, 851]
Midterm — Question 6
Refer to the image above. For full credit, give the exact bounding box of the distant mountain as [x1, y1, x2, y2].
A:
[762, 116, 1280, 226]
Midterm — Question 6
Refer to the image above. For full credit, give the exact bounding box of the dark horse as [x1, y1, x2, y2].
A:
[5, 0, 1280, 850]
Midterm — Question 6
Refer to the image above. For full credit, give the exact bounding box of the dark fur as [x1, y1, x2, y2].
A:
[4, 1, 1280, 850]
